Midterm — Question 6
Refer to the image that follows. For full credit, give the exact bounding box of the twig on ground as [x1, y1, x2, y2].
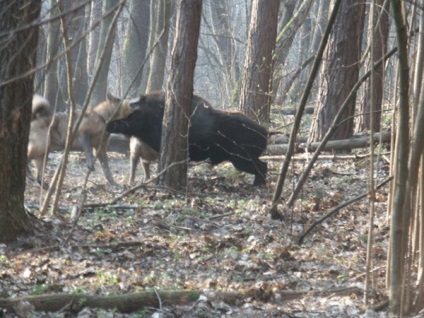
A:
[298, 176, 393, 245]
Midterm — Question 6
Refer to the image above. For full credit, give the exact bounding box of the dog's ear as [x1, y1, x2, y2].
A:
[107, 92, 120, 103]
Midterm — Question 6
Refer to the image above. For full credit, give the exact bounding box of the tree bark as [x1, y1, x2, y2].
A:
[388, 1, 411, 315]
[273, 0, 313, 105]
[158, 0, 202, 191]
[356, 0, 390, 132]
[43, 0, 64, 110]
[90, 0, 119, 107]
[87, 0, 102, 82]
[0, 0, 41, 242]
[309, 0, 365, 142]
[207, 0, 238, 104]
[64, 0, 89, 106]
[239, 0, 280, 124]
[145, 0, 173, 93]
[121, 0, 150, 97]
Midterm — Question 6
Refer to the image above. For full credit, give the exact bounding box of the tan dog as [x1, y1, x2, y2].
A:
[28, 93, 133, 188]
[129, 137, 158, 184]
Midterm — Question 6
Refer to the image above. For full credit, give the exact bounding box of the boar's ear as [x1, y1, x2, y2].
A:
[107, 92, 120, 103]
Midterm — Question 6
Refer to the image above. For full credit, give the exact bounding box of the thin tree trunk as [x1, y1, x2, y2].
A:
[356, 0, 390, 132]
[388, 0, 410, 315]
[158, 0, 202, 191]
[90, 0, 119, 107]
[121, 0, 150, 97]
[64, 0, 89, 106]
[87, 0, 102, 82]
[43, 0, 63, 110]
[145, 0, 173, 93]
[239, 0, 280, 124]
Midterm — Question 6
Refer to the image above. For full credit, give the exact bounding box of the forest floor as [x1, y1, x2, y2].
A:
[1, 147, 396, 317]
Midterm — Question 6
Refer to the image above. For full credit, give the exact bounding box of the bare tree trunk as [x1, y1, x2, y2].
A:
[90, 0, 119, 107]
[356, 0, 390, 132]
[388, 0, 410, 315]
[158, 0, 202, 191]
[63, 0, 89, 106]
[87, 0, 102, 82]
[239, 0, 280, 124]
[121, 0, 150, 97]
[145, 0, 173, 93]
[274, 0, 313, 104]
[207, 0, 238, 104]
[309, 0, 365, 142]
[43, 0, 64, 110]
[0, 0, 41, 242]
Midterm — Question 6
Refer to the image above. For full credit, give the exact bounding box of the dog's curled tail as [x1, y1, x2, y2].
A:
[32, 95, 52, 120]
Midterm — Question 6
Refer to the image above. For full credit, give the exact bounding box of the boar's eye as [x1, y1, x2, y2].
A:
[129, 97, 140, 109]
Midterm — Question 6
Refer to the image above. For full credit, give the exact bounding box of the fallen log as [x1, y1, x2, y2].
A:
[271, 106, 315, 115]
[0, 287, 364, 315]
[0, 290, 244, 315]
[266, 132, 391, 155]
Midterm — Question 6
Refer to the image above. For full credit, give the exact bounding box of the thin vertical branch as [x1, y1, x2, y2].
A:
[268, 0, 342, 219]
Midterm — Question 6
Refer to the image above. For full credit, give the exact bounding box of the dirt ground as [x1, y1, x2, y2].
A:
[1, 150, 394, 317]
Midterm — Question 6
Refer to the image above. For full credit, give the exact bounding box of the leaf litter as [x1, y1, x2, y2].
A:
[0, 151, 393, 317]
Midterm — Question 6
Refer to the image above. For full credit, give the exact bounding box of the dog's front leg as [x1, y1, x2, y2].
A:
[78, 133, 95, 171]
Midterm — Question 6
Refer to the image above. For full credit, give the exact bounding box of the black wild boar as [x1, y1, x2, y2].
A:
[106, 92, 267, 186]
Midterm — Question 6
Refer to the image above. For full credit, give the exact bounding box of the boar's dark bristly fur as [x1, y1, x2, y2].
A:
[106, 92, 268, 186]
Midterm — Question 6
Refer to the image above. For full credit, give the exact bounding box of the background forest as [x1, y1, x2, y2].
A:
[0, 0, 424, 317]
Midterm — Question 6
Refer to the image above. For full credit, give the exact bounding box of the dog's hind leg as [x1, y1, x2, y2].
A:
[96, 137, 119, 186]
[26, 164, 36, 182]
[129, 137, 141, 184]
[33, 157, 49, 190]
[78, 133, 95, 171]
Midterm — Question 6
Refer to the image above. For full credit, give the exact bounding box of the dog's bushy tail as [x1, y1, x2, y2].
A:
[32, 95, 51, 120]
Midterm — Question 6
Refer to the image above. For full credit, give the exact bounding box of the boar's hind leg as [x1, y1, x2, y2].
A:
[230, 157, 267, 186]
[252, 160, 267, 186]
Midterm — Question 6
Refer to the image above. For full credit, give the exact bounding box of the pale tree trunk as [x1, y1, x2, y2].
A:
[271, 0, 296, 105]
[43, 0, 64, 110]
[239, 0, 280, 124]
[274, 0, 313, 104]
[145, 0, 173, 93]
[0, 0, 41, 243]
[158, 0, 202, 191]
[309, 0, 330, 54]
[90, 0, 118, 107]
[63, 0, 89, 106]
[121, 0, 150, 97]
[412, 10, 424, 308]
[388, 0, 410, 315]
[309, 0, 365, 142]
[207, 0, 238, 104]
[87, 0, 102, 82]
[356, 0, 390, 132]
